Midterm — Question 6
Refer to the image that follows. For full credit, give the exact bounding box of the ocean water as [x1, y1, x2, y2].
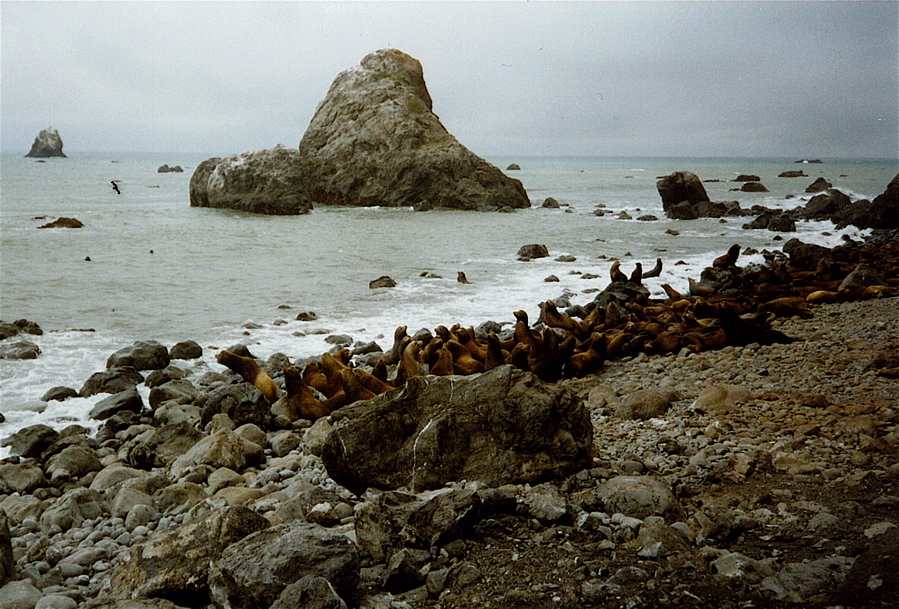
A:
[1, 152, 895, 451]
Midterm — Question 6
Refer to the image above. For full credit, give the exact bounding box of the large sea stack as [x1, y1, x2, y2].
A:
[298, 48, 530, 210]
[189, 146, 312, 215]
[25, 127, 66, 158]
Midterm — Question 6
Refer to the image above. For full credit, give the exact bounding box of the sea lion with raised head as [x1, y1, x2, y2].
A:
[642, 258, 663, 279]
[283, 366, 329, 421]
[215, 350, 280, 403]
[610, 260, 628, 283]
[713, 244, 741, 268]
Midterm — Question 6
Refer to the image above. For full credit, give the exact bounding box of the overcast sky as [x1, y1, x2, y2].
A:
[2, 1, 897, 158]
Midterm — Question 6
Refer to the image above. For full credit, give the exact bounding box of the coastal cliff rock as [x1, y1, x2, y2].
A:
[298, 49, 530, 210]
[25, 127, 66, 158]
[189, 146, 312, 215]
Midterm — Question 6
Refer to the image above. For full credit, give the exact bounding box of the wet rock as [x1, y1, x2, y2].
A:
[107, 340, 170, 371]
[542, 197, 560, 208]
[169, 429, 261, 479]
[39, 488, 106, 532]
[322, 366, 593, 493]
[521, 483, 569, 522]
[369, 276, 397, 289]
[1, 424, 60, 458]
[106, 505, 269, 602]
[40, 386, 79, 402]
[0, 579, 42, 609]
[82, 598, 192, 609]
[37, 217, 83, 229]
[741, 181, 768, 192]
[90, 387, 144, 420]
[80, 367, 145, 397]
[299, 49, 529, 211]
[0, 340, 41, 360]
[198, 383, 270, 429]
[190, 146, 312, 215]
[0, 462, 46, 494]
[805, 177, 832, 193]
[517, 243, 549, 260]
[208, 521, 360, 609]
[121, 421, 204, 470]
[838, 262, 889, 291]
[169, 340, 202, 360]
[45, 445, 102, 484]
[157, 164, 184, 173]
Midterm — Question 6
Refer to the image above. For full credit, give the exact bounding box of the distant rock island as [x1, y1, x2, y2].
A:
[25, 127, 66, 158]
[191, 49, 530, 214]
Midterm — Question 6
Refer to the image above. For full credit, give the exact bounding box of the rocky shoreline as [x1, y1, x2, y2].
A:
[2, 234, 898, 608]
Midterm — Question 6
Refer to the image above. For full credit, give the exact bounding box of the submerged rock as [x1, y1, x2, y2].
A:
[299, 49, 529, 210]
[190, 145, 312, 215]
[25, 127, 66, 158]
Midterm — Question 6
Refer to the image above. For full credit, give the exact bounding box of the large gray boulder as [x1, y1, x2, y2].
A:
[107, 341, 170, 371]
[321, 365, 594, 494]
[105, 505, 269, 603]
[208, 521, 360, 609]
[299, 49, 530, 211]
[656, 171, 710, 219]
[190, 145, 312, 215]
[25, 127, 66, 158]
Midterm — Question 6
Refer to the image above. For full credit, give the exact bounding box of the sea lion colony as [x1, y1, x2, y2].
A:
[216, 240, 899, 422]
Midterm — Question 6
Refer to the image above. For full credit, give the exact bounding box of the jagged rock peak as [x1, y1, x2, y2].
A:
[25, 127, 67, 158]
[299, 48, 530, 211]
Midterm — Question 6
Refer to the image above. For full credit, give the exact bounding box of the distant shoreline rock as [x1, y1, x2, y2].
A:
[158, 164, 184, 173]
[24, 127, 66, 158]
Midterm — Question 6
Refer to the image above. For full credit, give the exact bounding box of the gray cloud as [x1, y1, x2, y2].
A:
[2, 1, 896, 158]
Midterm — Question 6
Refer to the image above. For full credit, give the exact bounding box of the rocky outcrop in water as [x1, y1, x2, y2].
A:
[189, 146, 312, 215]
[25, 127, 66, 158]
[298, 49, 530, 211]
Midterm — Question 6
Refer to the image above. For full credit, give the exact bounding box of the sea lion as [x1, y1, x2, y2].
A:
[429, 345, 455, 376]
[302, 362, 329, 395]
[283, 366, 329, 421]
[484, 333, 507, 371]
[215, 350, 280, 403]
[457, 271, 472, 284]
[339, 368, 377, 403]
[629, 262, 643, 284]
[566, 332, 606, 378]
[320, 351, 350, 397]
[379, 326, 408, 366]
[805, 290, 838, 304]
[642, 258, 663, 279]
[351, 366, 394, 395]
[718, 305, 795, 346]
[445, 340, 485, 375]
[393, 340, 423, 386]
[610, 260, 628, 283]
[542, 300, 585, 337]
[456, 327, 488, 362]
[713, 244, 741, 268]
[661, 283, 685, 300]
[688, 277, 716, 297]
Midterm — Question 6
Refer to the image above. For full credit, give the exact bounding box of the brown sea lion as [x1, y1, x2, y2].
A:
[806, 290, 839, 304]
[542, 300, 585, 337]
[484, 333, 508, 371]
[339, 368, 377, 403]
[215, 350, 280, 402]
[457, 271, 472, 284]
[446, 340, 485, 375]
[629, 262, 643, 284]
[379, 325, 408, 366]
[429, 345, 455, 376]
[456, 327, 488, 362]
[283, 366, 329, 421]
[713, 244, 741, 268]
[566, 332, 606, 378]
[320, 351, 350, 397]
[393, 340, 422, 385]
[610, 260, 628, 283]
[352, 366, 394, 395]
[661, 283, 686, 301]
[642, 258, 663, 279]
[509, 342, 531, 371]
[302, 361, 329, 395]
